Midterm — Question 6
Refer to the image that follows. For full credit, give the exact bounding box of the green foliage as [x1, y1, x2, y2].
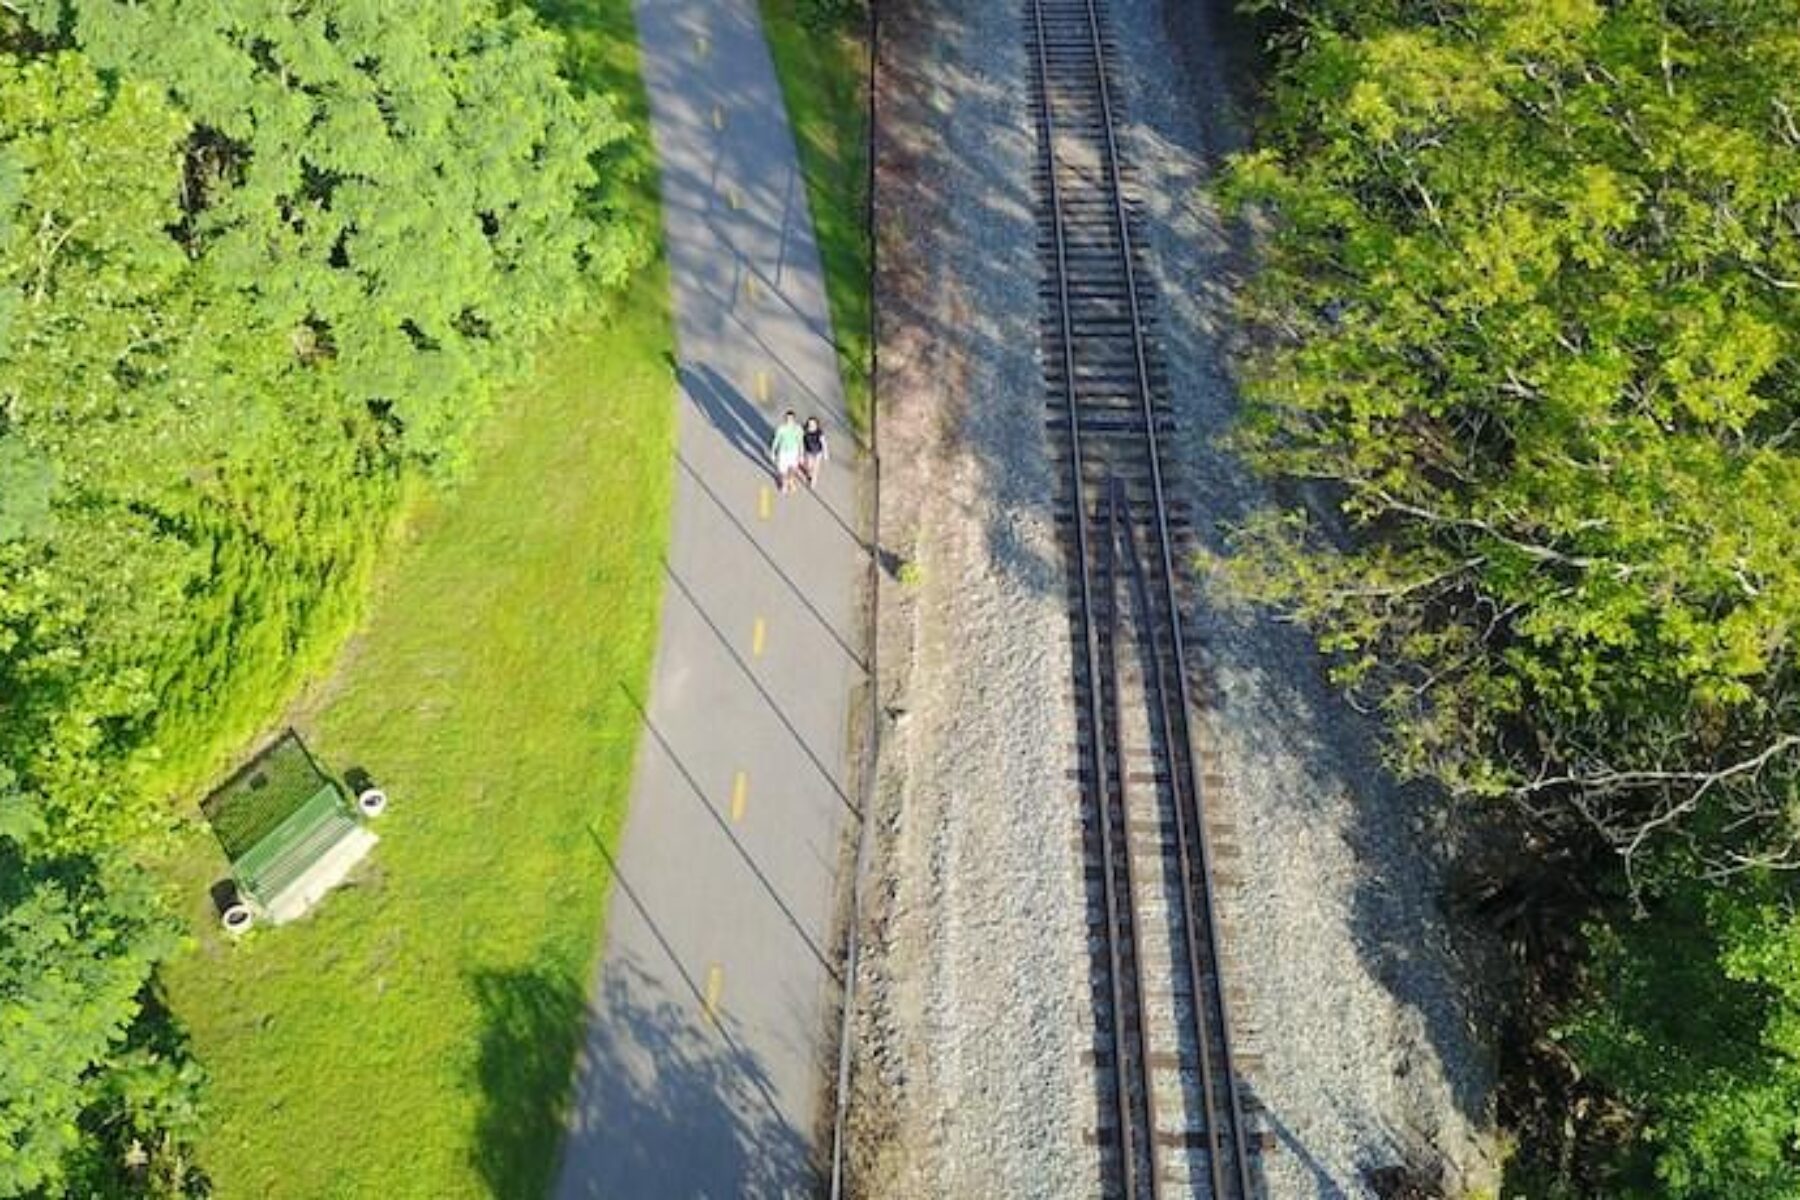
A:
[1, 0, 645, 853]
[0, 439, 52, 541]
[0, 0, 650, 1191]
[161, 289, 675, 1199]
[1221, 0, 1800, 876]
[1564, 877, 1800, 1198]
[0, 793, 194, 1199]
[793, 0, 862, 34]
[0, 47, 221, 852]
[1228, 2, 1800, 1192]
[56, 0, 644, 456]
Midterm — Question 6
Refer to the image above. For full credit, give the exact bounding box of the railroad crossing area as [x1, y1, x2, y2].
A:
[552, 0, 866, 1193]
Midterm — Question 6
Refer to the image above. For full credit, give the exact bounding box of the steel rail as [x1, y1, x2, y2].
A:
[1028, 0, 1150, 1193]
[1064, 0, 1255, 1191]
[1028, 0, 1256, 1190]
[1100, 477, 1165, 1200]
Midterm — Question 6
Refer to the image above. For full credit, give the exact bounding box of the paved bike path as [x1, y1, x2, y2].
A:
[553, 0, 862, 1195]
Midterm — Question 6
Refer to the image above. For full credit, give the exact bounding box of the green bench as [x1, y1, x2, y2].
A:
[205, 731, 380, 929]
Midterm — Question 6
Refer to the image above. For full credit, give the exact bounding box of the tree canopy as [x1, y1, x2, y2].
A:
[1225, 0, 1800, 883]
[1568, 877, 1800, 1198]
[1223, 1, 1800, 1192]
[0, 1, 646, 1189]
[1, 0, 642, 852]
[0, 790, 195, 1198]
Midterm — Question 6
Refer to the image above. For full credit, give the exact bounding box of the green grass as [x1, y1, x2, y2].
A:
[160, 279, 674, 1199]
[157, 2, 676, 1195]
[202, 736, 336, 862]
[759, 0, 873, 435]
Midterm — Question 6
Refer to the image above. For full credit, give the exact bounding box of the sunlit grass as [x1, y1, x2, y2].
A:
[759, 0, 872, 435]
[158, 273, 674, 1198]
[155, 1, 676, 1194]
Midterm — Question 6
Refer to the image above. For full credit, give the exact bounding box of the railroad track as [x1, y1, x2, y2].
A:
[1027, 0, 1258, 1195]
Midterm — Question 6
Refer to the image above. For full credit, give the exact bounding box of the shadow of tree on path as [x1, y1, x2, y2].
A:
[551, 955, 815, 1198]
[469, 956, 815, 1198]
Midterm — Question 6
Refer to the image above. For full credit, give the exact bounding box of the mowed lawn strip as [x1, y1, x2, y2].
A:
[158, 277, 674, 1199]
[759, 0, 872, 434]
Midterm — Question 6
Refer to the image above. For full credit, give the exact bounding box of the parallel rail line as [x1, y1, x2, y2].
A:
[1026, 0, 1257, 1195]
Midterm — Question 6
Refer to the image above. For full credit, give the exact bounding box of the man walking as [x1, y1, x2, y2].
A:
[770, 409, 804, 495]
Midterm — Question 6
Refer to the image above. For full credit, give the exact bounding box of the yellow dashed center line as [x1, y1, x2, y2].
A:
[730, 771, 749, 822]
[753, 368, 771, 402]
[695, 33, 710, 58]
[711, 104, 724, 131]
[702, 964, 724, 1024]
[727, 184, 742, 211]
[742, 274, 760, 304]
[758, 485, 773, 520]
[751, 616, 767, 658]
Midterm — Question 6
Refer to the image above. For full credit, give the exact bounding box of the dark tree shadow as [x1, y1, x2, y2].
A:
[66, 981, 214, 1198]
[551, 956, 815, 1199]
[472, 960, 816, 1196]
[481, 829, 821, 1199]
[471, 967, 588, 1200]
[515, 0, 661, 216]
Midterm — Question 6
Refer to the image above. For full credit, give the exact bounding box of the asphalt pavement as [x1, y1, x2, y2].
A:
[553, 0, 864, 1195]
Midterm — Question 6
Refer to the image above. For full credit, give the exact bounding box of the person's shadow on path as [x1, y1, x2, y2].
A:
[681, 361, 777, 480]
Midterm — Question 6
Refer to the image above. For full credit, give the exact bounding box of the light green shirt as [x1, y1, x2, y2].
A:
[771, 422, 803, 459]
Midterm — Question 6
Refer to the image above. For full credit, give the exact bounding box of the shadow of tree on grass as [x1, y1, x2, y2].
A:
[518, 0, 662, 220]
[470, 967, 588, 1200]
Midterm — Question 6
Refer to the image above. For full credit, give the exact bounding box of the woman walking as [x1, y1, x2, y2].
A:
[770, 409, 804, 494]
[801, 416, 828, 490]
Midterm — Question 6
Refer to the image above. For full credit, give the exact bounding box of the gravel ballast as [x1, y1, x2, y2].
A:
[851, 0, 1098, 1192]
[853, 0, 1505, 1194]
